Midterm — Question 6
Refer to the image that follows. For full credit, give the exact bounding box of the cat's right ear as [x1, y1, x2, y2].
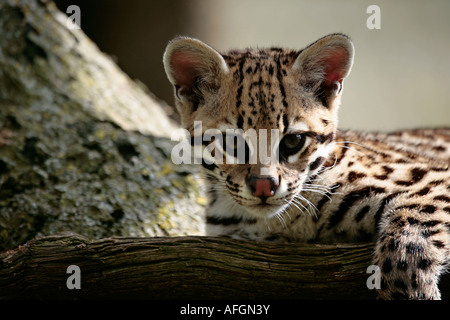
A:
[292, 33, 354, 109]
[163, 37, 229, 102]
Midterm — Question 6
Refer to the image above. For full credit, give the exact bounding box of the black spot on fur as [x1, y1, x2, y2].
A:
[328, 187, 385, 229]
[309, 156, 325, 171]
[434, 195, 450, 202]
[382, 166, 394, 174]
[282, 114, 289, 133]
[413, 187, 430, 196]
[394, 279, 408, 291]
[275, 57, 288, 108]
[201, 160, 217, 171]
[236, 85, 243, 108]
[422, 220, 440, 227]
[395, 168, 428, 186]
[422, 205, 437, 214]
[422, 229, 440, 238]
[417, 258, 432, 270]
[432, 240, 445, 249]
[407, 217, 419, 225]
[374, 174, 388, 181]
[348, 171, 366, 183]
[388, 239, 400, 251]
[382, 258, 393, 273]
[237, 115, 244, 129]
[397, 259, 408, 271]
[207, 215, 242, 226]
[355, 205, 370, 222]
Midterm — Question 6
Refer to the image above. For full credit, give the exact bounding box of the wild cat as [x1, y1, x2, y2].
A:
[163, 34, 450, 299]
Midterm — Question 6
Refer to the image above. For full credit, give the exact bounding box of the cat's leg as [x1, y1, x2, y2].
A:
[374, 205, 449, 299]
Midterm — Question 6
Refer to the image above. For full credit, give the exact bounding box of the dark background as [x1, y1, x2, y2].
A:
[55, 0, 191, 113]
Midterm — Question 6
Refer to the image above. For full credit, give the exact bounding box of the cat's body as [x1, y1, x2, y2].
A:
[163, 34, 450, 299]
[205, 128, 450, 244]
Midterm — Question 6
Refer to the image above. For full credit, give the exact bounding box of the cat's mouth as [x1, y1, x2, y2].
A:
[227, 183, 295, 218]
[244, 201, 289, 219]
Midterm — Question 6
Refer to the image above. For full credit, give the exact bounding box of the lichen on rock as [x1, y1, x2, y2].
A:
[0, 0, 206, 251]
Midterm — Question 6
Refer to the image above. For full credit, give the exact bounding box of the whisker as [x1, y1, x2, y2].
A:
[335, 140, 366, 149]
[273, 211, 287, 228]
[334, 140, 367, 156]
[302, 188, 329, 198]
[286, 198, 306, 217]
[290, 198, 309, 217]
[303, 183, 331, 192]
[336, 145, 365, 155]
[292, 195, 318, 219]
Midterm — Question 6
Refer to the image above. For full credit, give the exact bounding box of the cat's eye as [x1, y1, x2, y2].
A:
[279, 134, 306, 159]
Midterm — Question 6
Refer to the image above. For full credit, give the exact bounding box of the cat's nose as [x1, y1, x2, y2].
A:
[246, 176, 279, 200]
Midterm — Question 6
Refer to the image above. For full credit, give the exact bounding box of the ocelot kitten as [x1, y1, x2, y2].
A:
[163, 34, 450, 300]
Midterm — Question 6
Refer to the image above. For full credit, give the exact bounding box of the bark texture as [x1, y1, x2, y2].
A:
[0, 0, 206, 251]
[0, 233, 379, 299]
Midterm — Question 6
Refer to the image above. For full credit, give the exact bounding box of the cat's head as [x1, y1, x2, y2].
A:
[164, 34, 354, 218]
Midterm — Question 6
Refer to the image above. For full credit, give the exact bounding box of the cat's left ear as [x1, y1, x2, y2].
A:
[163, 37, 229, 102]
[292, 33, 354, 108]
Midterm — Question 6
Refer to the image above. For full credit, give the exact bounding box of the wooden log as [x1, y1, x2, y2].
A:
[2, 234, 449, 300]
[1, 233, 378, 299]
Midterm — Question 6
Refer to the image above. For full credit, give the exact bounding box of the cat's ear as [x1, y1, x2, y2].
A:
[292, 33, 354, 108]
[163, 37, 229, 102]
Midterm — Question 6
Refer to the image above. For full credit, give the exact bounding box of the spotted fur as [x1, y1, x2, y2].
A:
[164, 34, 450, 299]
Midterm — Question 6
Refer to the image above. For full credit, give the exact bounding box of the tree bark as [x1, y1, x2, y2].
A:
[2, 233, 450, 300]
[0, 0, 206, 251]
[0, 233, 379, 299]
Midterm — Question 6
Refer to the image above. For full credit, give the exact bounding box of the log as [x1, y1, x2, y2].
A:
[2, 234, 450, 300]
[0, 233, 379, 300]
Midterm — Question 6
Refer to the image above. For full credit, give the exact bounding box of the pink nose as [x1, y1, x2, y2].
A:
[246, 176, 279, 198]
